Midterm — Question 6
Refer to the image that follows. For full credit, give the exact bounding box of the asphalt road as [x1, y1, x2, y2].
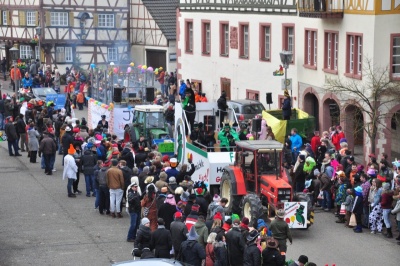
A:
[0, 83, 399, 265]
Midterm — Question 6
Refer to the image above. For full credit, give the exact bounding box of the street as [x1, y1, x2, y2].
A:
[0, 86, 399, 266]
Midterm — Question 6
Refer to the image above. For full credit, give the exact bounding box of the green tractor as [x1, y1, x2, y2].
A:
[127, 105, 174, 152]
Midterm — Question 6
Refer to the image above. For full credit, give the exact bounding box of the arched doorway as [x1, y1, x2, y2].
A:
[344, 104, 364, 156]
[391, 111, 400, 160]
[303, 93, 319, 130]
[322, 98, 340, 132]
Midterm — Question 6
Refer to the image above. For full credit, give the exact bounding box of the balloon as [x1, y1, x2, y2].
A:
[147, 67, 153, 72]
[290, 216, 295, 223]
[285, 218, 290, 224]
[99, 87, 103, 91]
[142, 65, 147, 70]
[141, 69, 145, 73]
[155, 68, 159, 72]
[94, 101, 98, 104]
[104, 105, 108, 109]
[137, 65, 142, 69]
[154, 71, 158, 75]
[101, 104, 105, 107]
[130, 62, 135, 66]
[113, 67, 118, 74]
[110, 62, 115, 66]
[90, 63, 96, 69]
[127, 67, 132, 73]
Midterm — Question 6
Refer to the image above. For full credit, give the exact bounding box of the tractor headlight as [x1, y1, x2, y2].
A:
[278, 190, 284, 195]
[286, 190, 291, 195]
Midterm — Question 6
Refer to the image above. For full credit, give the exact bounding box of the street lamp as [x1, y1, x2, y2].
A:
[10, 46, 19, 91]
[35, 26, 42, 63]
[280, 50, 293, 96]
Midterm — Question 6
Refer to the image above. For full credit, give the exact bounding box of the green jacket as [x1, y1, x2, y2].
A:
[194, 220, 209, 246]
[218, 128, 239, 151]
[269, 219, 292, 242]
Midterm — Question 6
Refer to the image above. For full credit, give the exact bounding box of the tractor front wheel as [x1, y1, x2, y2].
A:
[220, 172, 241, 215]
[241, 194, 263, 227]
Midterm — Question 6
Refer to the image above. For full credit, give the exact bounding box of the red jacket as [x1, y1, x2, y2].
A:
[310, 136, 321, 154]
[380, 192, 394, 209]
[331, 131, 345, 150]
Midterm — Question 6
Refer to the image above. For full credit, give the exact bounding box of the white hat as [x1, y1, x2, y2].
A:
[65, 126, 71, 132]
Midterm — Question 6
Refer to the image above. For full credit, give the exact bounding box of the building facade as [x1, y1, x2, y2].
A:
[0, 0, 130, 70]
[177, 0, 400, 162]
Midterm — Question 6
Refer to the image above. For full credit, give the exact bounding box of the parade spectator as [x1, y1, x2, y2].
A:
[106, 159, 124, 218]
[97, 162, 110, 214]
[352, 186, 364, 233]
[289, 255, 308, 266]
[126, 182, 141, 242]
[39, 131, 57, 175]
[269, 209, 292, 253]
[141, 183, 158, 231]
[225, 219, 246, 266]
[150, 218, 172, 258]
[0, 57, 6, 81]
[194, 215, 209, 247]
[158, 194, 177, 230]
[5, 116, 20, 156]
[310, 131, 321, 155]
[16, 114, 28, 152]
[27, 122, 40, 163]
[63, 144, 78, 198]
[81, 146, 97, 197]
[262, 237, 286, 266]
[186, 204, 200, 231]
[10, 65, 22, 92]
[290, 128, 302, 163]
[381, 183, 394, 238]
[170, 212, 188, 259]
[205, 232, 217, 265]
[369, 178, 383, 234]
[179, 226, 206, 266]
[243, 230, 262, 266]
[134, 218, 152, 256]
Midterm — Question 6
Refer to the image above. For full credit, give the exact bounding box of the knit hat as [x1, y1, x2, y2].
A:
[180, 191, 190, 202]
[174, 212, 183, 219]
[257, 219, 268, 230]
[354, 186, 362, 193]
[87, 142, 93, 149]
[68, 144, 76, 154]
[191, 204, 200, 212]
[383, 183, 391, 190]
[313, 169, 320, 176]
[241, 217, 249, 225]
[195, 187, 204, 196]
[169, 176, 177, 184]
[231, 213, 240, 222]
[213, 194, 221, 203]
[162, 155, 169, 162]
[213, 212, 223, 221]
[187, 226, 199, 241]
[367, 168, 376, 176]
[141, 217, 150, 225]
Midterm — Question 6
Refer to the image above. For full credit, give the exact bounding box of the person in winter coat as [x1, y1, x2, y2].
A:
[170, 212, 188, 259]
[210, 213, 225, 239]
[262, 237, 286, 266]
[318, 168, 332, 211]
[39, 132, 57, 175]
[61, 126, 74, 162]
[81, 148, 97, 197]
[258, 119, 267, 140]
[391, 186, 400, 241]
[294, 154, 306, 192]
[176, 162, 195, 184]
[243, 230, 261, 266]
[335, 175, 348, 223]
[119, 143, 135, 169]
[369, 178, 383, 234]
[186, 204, 200, 231]
[63, 144, 78, 197]
[150, 218, 172, 258]
[205, 232, 217, 266]
[119, 160, 133, 209]
[194, 215, 209, 247]
[141, 183, 158, 231]
[218, 124, 239, 152]
[180, 226, 206, 266]
[352, 186, 364, 233]
[381, 183, 394, 238]
[127, 182, 141, 242]
[16, 114, 28, 152]
[97, 164, 110, 214]
[213, 233, 228, 266]
[5, 116, 21, 156]
[27, 122, 40, 163]
[269, 209, 292, 253]
[342, 189, 354, 227]
[225, 219, 246, 266]
[134, 218, 152, 254]
[158, 194, 177, 230]
[281, 89, 291, 120]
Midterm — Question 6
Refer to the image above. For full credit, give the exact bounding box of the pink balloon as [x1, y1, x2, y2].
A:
[127, 67, 132, 73]
[147, 67, 153, 72]
[113, 67, 118, 74]
[137, 65, 142, 69]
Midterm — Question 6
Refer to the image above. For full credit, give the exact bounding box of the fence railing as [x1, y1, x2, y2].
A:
[298, 0, 344, 12]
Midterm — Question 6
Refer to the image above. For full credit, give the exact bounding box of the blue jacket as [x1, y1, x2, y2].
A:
[22, 77, 33, 88]
[372, 187, 383, 207]
[179, 83, 187, 98]
[290, 133, 302, 152]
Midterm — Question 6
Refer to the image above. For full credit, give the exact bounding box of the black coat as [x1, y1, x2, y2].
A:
[150, 226, 172, 258]
[184, 200, 195, 217]
[282, 97, 291, 117]
[158, 203, 177, 230]
[214, 242, 229, 266]
[225, 227, 246, 266]
[120, 166, 133, 190]
[262, 247, 286, 266]
[15, 119, 26, 134]
[81, 150, 97, 175]
[120, 148, 135, 169]
[170, 220, 188, 255]
[135, 225, 152, 250]
[195, 195, 208, 217]
[180, 240, 206, 266]
[243, 242, 261, 266]
[5, 122, 18, 141]
[61, 132, 74, 153]
[352, 194, 363, 215]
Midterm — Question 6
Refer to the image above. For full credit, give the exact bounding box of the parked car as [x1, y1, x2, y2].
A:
[228, 99, 266, 121]
[32, 87, 58, 101]
[113, 258, 188, 266]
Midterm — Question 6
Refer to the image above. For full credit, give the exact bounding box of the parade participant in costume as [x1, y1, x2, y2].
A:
[238, 122, 248, 141]
[97, 115, 108, 130]
[166, 158, 179, 179]
[218, 123, 239, 152]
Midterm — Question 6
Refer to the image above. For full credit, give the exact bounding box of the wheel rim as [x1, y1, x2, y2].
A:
[222, 180, 231, 208]
[244, 201, 251, 220]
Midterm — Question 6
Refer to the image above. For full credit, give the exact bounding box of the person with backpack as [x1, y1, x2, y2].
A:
[179, 226, 206, 266]
[127, 182, 141, 242]
[81, 146, 97, 197]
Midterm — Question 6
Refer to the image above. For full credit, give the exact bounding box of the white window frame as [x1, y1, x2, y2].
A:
[20, 45, 33, 59]
[243, 25, 249, 57]
[264, 26, 270, 60]
[393, 36, 400, 78]
[2, 11, 8, 25]
[313, 32, 317, 66]
[205, 23, 211, 54]
[188, 23, 193, 52]
[56, 46, 73, 62]
[334, 34, 338, 70]
[327, 33, 331, 68]
[357, 37, 362, 75]
[107, 47, 118, 62]
[50, 12, 68, 26]
[98, 14, 115, 28]
[287, 27, 294, 53]
[307, 31, 311, 65]
[26, 11, 36, 26]
[349, 36, 354, 73]
[35, 46, 40, 60]
[223, 24, 229, 55]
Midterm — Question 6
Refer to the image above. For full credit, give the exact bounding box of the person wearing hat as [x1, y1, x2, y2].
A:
[155, 172, 169, 191]
[352, 186, 365, 233]
[243, 230, 261, 266]
[166, 157, 180, 179]
[158, 194, 177, 230]
[269, 209, 292, 253]
[289, 255, 309, 266]
[61, 125, 74, 164]
[218, 123, 239, 152]
[63, 144, 78, 197]
[97, 115, 108, 130]
[194, 215, 209, 248]
[170, 211, 188, 259]
[225, 219, 246, 266]
[381, 182, 394, 238]
[334, 172, 348, 223]
[185, 203, 200, 231]
[282, 89, 291, 120]
[126, 182, 141, 242]
[293, 153, 306, 192]
[106, 159, 125, 218]
[262, 237, 286, 265]
[184, 193, 197, 217]
[179, 226, 206, 265]
[133, 217, 152, 256]
[150, 218, 172, 259]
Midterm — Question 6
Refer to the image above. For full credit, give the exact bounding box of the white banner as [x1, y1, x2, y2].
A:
[112, 107, 135, 139]
[87, 101, 111, 132]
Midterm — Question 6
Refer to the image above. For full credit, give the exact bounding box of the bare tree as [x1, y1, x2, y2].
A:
[325, 59, 400, 153]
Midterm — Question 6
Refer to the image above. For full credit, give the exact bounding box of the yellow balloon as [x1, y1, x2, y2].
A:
[130, 62, 135, 66]
[290, 216, 295, 222]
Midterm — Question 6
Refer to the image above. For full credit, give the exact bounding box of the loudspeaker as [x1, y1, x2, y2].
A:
[266, 93, 273, 104]
[146, 87, 155, 102]
[329, 104, 339, 117]
[113, 87, 123, 102]
[252, 118, 262, 132]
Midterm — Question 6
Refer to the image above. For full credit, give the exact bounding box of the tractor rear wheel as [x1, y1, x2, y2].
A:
[220, 171, 241, 215]
[241, 194, 263, 226]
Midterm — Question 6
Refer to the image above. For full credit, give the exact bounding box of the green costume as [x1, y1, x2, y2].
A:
[218, 126, 239, 151]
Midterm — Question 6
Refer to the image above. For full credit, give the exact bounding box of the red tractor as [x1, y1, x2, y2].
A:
[220, 140, 314, 227]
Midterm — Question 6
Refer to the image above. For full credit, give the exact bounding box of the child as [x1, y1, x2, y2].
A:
[335, 175, 348, 223]
[343, 188, 354, 227]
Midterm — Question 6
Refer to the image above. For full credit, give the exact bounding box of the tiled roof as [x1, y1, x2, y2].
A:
[142, 0, 178, 41]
